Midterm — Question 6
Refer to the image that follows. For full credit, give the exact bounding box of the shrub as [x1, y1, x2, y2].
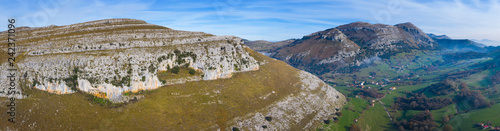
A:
[265, 116, 273, 121]
[189, 68, 196, 75]
[92, 97, 112, 106]
[324, 119, 331, 124]
[32, 79, 41, 87]
[141, 76, 146, 82]
[171, 66, 180, 74]
[174, 49, 181, 55]
[336, 112, 343, 117]
[443, 124, 453, 131]
[148, 64, 156, 73]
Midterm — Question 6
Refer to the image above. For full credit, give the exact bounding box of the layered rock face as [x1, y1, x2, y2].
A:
[0, 19, 259, 102]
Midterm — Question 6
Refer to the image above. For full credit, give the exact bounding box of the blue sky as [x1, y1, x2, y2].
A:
[1, 0, 500, 45]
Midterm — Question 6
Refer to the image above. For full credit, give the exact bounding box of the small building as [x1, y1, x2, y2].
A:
[354, 119, 358, 123]
[389, 87, 396, 90]
[370, 103, 375, 107]
[482, 125, 490, 130]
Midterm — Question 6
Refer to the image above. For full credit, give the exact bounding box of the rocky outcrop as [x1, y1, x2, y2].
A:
[336, 22, 434, 50]
[228, 71, 346, 130]
[0, 19, 259, 102]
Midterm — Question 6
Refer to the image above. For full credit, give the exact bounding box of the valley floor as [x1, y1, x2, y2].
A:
[318, 50, 500, 131]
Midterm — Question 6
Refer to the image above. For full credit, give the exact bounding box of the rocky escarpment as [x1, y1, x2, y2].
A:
[228, 70, 346, 130]
[0, 19, 259, 102]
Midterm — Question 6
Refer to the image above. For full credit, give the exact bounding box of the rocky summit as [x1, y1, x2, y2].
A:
[336, 22, 434, 50]
[0, 19, 345, 130]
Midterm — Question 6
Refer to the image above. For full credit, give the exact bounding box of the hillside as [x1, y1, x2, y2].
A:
[0, 19, 346, 130]
[245, 22, 500, 131]
[271, 28, 360, 75]
[247, 22, 437, 77]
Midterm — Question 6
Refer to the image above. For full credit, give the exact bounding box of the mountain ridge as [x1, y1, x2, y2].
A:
[247, 22, 438, 76]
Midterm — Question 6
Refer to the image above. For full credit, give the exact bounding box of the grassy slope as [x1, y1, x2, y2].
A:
[357, 102, 396, 131]
[0, 48, 307, 130]
[448, 103, 500, 131]
[320, 98, 368, 131]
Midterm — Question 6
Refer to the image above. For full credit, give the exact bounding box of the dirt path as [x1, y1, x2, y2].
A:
[378, 99, 394, 123]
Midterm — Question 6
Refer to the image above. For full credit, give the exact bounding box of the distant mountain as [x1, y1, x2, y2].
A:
[242, 39, 294, 52]
[246, 22, 437, 76]
[427, 33, 451, 39]
[336, 22, 434, 50]
[472, 39, 499, 47]
[245, 22, 493, 77]
[433, 38, 487, 52]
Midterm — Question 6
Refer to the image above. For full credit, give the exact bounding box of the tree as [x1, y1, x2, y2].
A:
[171, 66, 180, 74]
[336, 112, 343, 117]
[189, 68, 196, 75]
[369, 71, 377, 76]
[398, 126, 405, 131]
[442, 124, 453, 131]
[174, 49, 181, 55]
[349, 124, 361, 131]
[442, 115, 450, 124]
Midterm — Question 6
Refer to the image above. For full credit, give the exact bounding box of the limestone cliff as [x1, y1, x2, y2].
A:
[0, 19, 259, 102]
